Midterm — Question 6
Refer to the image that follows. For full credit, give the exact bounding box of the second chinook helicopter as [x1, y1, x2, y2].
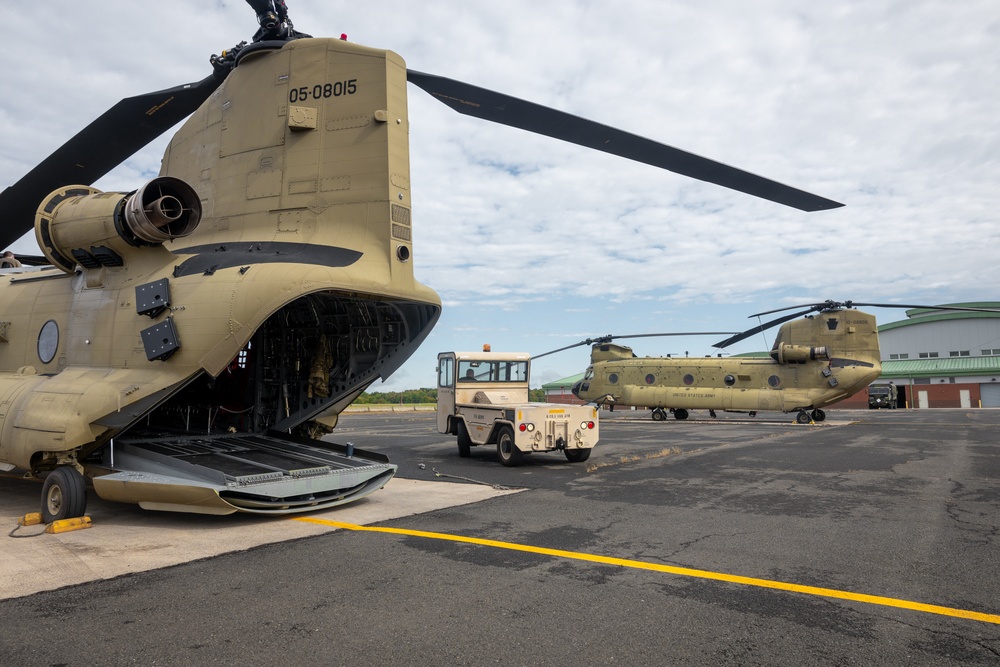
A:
[564, 301, 999, 423]
[0, 1, 843, 520]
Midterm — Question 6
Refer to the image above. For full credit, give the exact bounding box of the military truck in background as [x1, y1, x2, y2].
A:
[868, 383, 898, 409]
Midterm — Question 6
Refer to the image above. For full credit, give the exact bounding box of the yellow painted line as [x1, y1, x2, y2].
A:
[294, 517, 1000, 626]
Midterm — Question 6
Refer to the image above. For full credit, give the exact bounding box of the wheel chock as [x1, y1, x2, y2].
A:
[18, 512, 43, 527]
[44, 516, 93, 534]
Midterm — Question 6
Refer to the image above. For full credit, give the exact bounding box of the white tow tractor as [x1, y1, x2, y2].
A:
[436, 349, 599, 466]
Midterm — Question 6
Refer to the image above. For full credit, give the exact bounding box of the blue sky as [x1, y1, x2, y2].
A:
[2, 1, 998, 391]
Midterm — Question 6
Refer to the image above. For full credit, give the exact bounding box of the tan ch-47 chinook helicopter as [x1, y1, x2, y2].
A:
[0, 1, 844, 521]
[558, 301, 1000, 424]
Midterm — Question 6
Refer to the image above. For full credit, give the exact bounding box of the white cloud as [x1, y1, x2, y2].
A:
[1, 1, 997, 391]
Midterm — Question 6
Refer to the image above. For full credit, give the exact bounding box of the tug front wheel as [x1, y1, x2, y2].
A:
[496, 426, 523, 467]
[41, 467, 87, 523]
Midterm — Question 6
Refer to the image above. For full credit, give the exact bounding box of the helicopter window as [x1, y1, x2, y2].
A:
[583, 367, 594, 381]
[683, 374, 694, 386]
[645, 374, 655, 385]
[724, 374, 736, 386]
[768, 375, 781, 388]
[37, 320, 59, 364]
[608, 373, 619, 385]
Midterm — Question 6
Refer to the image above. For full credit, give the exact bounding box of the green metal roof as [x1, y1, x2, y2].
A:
[880, 302, 1000, 332]
[542, 373, 585, 390]
[879, 356, 1000, 379]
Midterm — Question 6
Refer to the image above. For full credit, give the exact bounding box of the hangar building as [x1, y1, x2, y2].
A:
[837, 302, 1000, 409]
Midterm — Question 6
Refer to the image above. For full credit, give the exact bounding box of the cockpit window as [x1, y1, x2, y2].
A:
[584, 367, 594, 381]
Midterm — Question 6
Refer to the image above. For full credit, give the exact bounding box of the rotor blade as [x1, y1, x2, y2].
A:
[532, 340, 600, 361]
[713, 308, 820, 348]
[752, 301, 1000, 318]
[848, 302, 1000, 314]
[610, 331, 740, 341]
[406, 70, 844, 212]
[533, 331, 740, 360]
[0, 72, 225, 250]
[9, 254, 48, 266]
[747, 300, 839, 318]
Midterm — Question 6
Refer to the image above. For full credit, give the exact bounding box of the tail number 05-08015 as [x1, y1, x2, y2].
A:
[289, 80, 358, 103]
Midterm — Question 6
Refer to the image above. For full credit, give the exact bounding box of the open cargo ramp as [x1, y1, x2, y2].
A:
[90, 431, 396, 515]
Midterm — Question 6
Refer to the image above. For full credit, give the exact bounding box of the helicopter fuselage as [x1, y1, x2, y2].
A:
[573, 309, 882, 418]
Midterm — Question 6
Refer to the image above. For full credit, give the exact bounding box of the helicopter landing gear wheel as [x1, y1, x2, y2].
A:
[456, 421, 472, 457]
[496, 426, 523, 467]
[811, 409, 826, 422]
[651, 408, 666, 421]
[41, 467, 87, 523]
[674, 408, 689, 420]
[796, 411, 811, 424]
[565, 448, 591, 463]
[749, 411, 757, 418]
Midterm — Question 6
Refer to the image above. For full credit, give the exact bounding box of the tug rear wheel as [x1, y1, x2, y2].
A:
[41, 467, 87, 523]
[456, 421, 472, 457]
[565, 448, 591, 463]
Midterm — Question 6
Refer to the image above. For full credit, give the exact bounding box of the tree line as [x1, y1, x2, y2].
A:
[358, 388, 546, 403]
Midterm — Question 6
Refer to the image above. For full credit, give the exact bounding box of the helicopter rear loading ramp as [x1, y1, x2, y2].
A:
[91, 432, 394, 515]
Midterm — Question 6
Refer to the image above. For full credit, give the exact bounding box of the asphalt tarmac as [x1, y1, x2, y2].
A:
[1, 408, 998, 665]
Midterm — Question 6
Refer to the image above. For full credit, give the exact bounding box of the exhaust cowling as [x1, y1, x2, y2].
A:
[771, 344, 829, 364]
[35, 177, 202, 273]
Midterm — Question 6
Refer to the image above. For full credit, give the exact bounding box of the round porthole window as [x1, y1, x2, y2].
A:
[683, 374, 694, 386]
[768, 374, 781, 388]
[608, 373, 619, 385]
[645, 374, 655, 385]
[38, 320, 59, 364]
[724, 374, 736, 386]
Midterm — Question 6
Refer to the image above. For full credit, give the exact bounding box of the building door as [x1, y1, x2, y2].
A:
[981, 383, 1000, 408]
[918, 390, 929, 409]
[960, 389, 971, 408]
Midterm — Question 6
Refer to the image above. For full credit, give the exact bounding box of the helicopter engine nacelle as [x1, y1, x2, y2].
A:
[34, 177, 202, 274]
[771, 344, 829, 364]
[590, 343, 636, 362]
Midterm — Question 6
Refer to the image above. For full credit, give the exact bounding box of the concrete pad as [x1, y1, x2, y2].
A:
[0, 473, 518, 600]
